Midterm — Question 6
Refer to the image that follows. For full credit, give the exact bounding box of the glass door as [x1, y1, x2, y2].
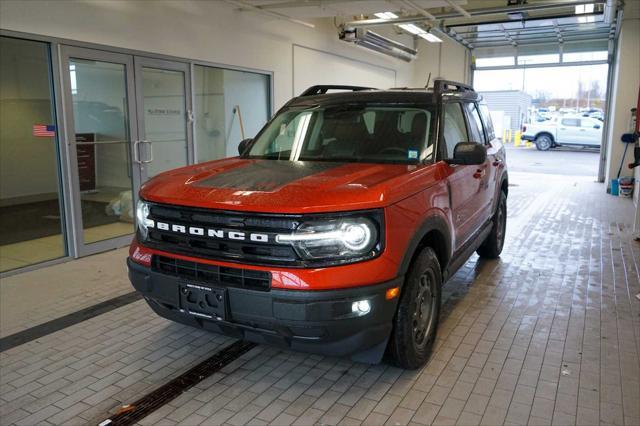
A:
[60, 46, 141, 256]
[134, 58, 192, 180]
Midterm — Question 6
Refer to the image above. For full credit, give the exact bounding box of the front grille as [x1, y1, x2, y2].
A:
[153, 256, 271, 291]
[144, 203, 301, 266]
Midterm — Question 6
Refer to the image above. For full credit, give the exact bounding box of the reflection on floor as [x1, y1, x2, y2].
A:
[83, 221, 133, 244]
[0, 222, 133, 273]
[0, 186, 133, 273]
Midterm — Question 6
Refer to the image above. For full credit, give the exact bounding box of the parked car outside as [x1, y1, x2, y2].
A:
[522, 115, 603, 150]
[127, 80, 508, 369]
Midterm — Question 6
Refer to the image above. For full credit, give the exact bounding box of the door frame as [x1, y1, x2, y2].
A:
[59, 45, 142, 257]
[133, 57, 194, 181]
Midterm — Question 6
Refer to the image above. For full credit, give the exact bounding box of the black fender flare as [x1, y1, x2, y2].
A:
[397, 213, 452, 279]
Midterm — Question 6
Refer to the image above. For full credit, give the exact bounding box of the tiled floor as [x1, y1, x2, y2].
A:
[0, 171, 638, 426]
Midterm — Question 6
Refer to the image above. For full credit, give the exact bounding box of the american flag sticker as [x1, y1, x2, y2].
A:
[33, 124, 56, 137]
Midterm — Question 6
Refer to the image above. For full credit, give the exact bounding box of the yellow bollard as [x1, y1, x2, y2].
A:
[515, 130, 522, 147]
[513, 129, 521, 147]
[502, 129, 507, 143]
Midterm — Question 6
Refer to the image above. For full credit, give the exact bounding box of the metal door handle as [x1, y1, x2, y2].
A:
[580, 129, 586, 131]
[142, 140, 153, 164]
[133, 140, 142, 164]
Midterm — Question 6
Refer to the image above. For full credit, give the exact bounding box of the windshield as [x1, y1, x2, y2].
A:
[246, 104, 435, 164]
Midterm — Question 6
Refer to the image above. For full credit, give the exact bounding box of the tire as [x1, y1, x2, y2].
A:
[535, 134, 553, 151]
[477, 191, 507, 259]
[389, 247, 442, 369]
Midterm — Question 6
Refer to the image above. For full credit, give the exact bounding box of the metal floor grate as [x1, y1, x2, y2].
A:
[98, 340, 257, 426]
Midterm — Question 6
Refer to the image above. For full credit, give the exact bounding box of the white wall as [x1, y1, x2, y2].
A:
[0, 0, 470, 109]
[604, 2, 640, 186]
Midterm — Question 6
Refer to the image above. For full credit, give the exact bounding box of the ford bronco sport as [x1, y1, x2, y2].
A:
[128, 79, 508, 369]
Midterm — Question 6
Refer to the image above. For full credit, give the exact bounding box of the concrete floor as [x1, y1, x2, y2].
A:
[0, 168, 638, 426]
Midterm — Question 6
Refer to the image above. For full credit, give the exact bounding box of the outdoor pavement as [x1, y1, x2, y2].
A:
[0, 165, 638, 425]
[504, 144, 600, 177]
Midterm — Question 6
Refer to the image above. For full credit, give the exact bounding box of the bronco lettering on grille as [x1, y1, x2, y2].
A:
[151, 221, 272, 243]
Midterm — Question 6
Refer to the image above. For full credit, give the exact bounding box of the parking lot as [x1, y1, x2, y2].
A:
[505, 145, 601, 177]
[2, 170, 638, 426]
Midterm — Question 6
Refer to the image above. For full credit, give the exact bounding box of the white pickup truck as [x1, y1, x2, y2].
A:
[521, 115, 603, 151]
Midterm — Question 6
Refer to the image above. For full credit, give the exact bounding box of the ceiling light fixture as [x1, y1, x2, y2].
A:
[374, 11, 399, 20]
[398, 23, 442, 42]
[419, 32, 442, 43]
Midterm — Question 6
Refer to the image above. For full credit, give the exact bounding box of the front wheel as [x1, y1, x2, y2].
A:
[389, 247, 442, 369]
[477, 191, 507, 259]
[535, 134, 553, 151]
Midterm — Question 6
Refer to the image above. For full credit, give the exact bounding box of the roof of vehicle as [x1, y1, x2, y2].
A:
[286, 80, 482, 108]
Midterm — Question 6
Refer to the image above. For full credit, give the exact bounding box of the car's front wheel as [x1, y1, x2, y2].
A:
[389, 247, 442, 369]
[535, 134, 553, 151]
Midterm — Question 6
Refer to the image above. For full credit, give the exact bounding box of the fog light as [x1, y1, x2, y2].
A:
[352, 299, 371, 315]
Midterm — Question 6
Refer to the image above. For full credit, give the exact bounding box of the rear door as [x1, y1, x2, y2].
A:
[557, 117, 581, 143]
[579, 118, 603, 146]
[441, 102, 485, 251]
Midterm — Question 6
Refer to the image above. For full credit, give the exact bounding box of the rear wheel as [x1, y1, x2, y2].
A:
[389, 247, 441, 369]
[477, 191, 507, 259]
[535, 134, 553, 151]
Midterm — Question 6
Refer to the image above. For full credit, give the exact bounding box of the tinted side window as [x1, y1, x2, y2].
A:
[478, 104, 495, 140]
[443, 103, 469, 157]
[465, 103, 486, 144]
[561, 118, 580, 127]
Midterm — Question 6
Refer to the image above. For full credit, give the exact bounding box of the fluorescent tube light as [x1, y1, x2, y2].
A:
[419, 33, 442, 43]
[374, 11, 398, 20]
[398, 23, 425, 35]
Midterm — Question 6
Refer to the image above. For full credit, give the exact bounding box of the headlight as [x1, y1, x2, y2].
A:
[276, 215, 382, 263]
[136, 200, 154, 239]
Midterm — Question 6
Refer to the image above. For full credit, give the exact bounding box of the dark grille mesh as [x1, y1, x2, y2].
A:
[153, 256, 271, 292]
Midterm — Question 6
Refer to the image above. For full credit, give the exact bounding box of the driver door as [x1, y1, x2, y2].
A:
[441, 102, 485, 251]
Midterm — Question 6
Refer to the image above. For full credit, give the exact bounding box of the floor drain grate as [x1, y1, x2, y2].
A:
[98, 340, 257, 426]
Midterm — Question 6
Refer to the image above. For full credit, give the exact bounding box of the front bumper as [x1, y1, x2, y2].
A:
[521, 134, 535, 141]
[127, 258, 402, 362]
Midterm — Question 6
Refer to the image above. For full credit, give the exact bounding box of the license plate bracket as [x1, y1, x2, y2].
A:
[179, 283, 226, 320]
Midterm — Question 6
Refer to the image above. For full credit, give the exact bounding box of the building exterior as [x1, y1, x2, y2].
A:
[479, 90, 532, 132]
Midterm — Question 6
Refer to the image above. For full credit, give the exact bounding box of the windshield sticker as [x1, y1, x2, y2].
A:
[408, 149, 419, 159]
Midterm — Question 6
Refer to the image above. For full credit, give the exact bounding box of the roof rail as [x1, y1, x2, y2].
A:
[433, 79, 474, 94]
[300, 85, 376, 96]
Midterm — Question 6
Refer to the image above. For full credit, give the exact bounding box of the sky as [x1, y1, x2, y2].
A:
[473, 64, 609, 99]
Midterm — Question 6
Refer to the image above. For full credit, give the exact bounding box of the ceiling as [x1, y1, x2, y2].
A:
[226, 1, 617, 53]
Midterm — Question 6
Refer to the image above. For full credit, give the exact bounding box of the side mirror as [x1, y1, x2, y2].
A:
[447, 142, 487, 165]
[238, 138, 253, 155]
[594, 124, 601, 129]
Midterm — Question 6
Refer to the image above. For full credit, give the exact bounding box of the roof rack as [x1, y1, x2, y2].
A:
[300, 85, 376, 97]
[433, 79, 474, 94]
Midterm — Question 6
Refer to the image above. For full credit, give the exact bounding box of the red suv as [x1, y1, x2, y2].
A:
[128, 80, 508, 369]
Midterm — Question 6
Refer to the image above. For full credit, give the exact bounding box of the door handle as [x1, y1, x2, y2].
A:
[473, 169, 486, 179]
[142, 140, 153, 164]
[133, 140, 142, 164]
[579, 129, 586, 131]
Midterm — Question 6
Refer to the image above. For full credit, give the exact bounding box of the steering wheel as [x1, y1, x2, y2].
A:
[378, 147, 407, 156]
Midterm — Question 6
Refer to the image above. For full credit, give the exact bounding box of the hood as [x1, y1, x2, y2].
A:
[140, 158, 439, 213]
